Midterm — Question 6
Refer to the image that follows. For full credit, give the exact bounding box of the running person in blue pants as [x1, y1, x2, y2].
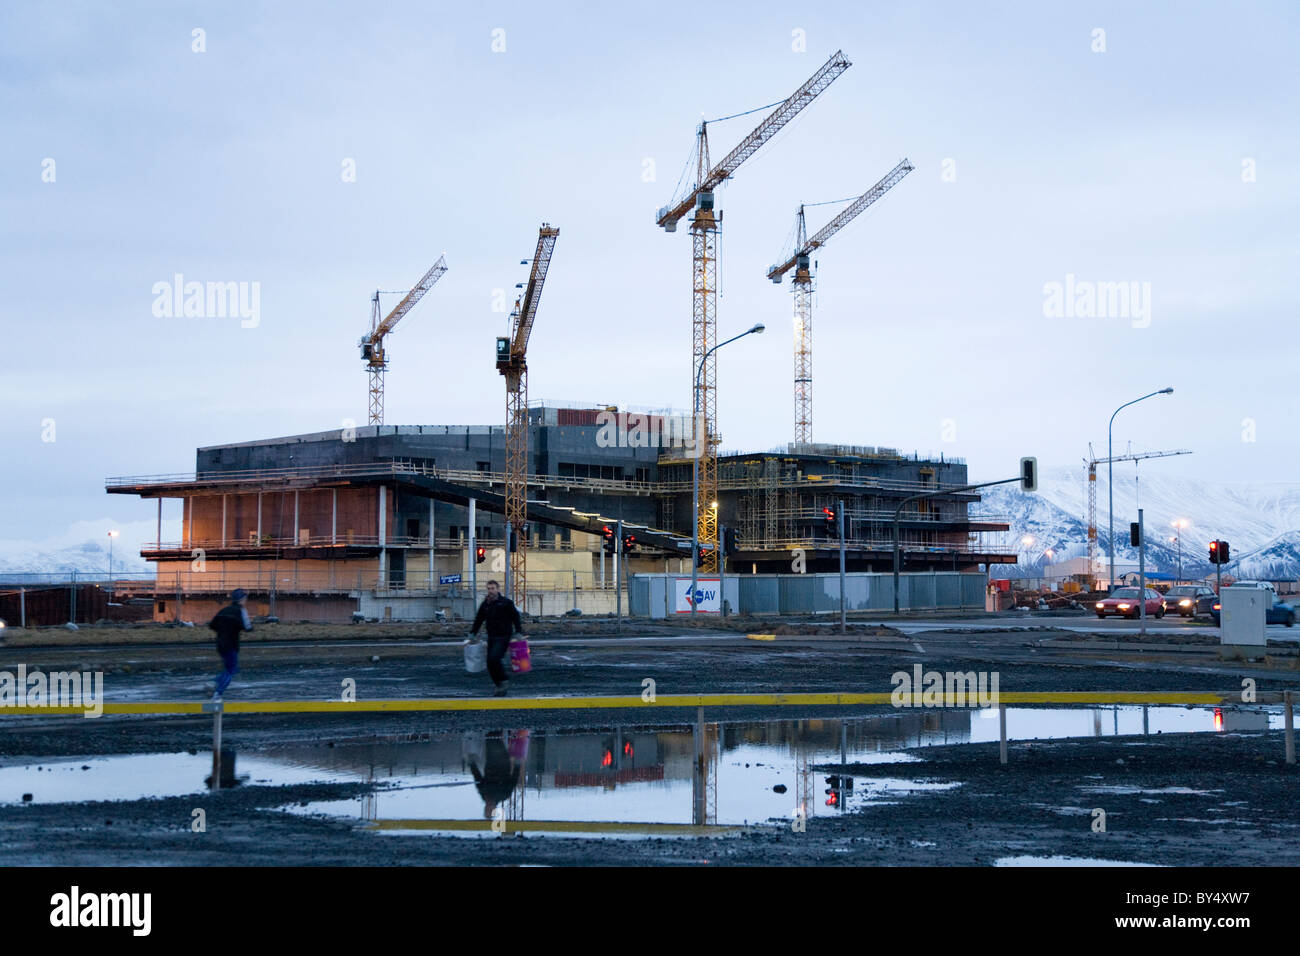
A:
[208, 589, 253, 700]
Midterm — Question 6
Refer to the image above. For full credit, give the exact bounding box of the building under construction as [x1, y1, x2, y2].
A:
[107, 405, 1012, 622]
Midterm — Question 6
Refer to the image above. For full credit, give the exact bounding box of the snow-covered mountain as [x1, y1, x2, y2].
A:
[0, 518, 170, 579]
[974, 467, 1300, 580]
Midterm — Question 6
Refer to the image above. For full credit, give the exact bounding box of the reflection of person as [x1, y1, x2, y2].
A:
[208, 589, 253, 701]
[469, 580, 524, 697]
[468, 731, 525, 820]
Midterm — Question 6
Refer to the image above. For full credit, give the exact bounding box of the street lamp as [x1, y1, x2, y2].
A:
[107, 530, 119, 597]
[1171, 519, 1188, 582]
[691, 323, 765, 615]
[1108, 388, 1173, 590]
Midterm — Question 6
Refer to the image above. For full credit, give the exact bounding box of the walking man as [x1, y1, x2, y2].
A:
[208, 588, 253, 701]
[470, 580, 524, 696]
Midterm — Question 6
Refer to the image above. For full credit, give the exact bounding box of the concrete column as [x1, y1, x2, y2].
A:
[428, 498, 435, 590]
[256, 492, 262, 543]
[156, 499, 162, 550]
[331, 489, 337, 545]
[378, 486, 387, 590]
[294, 490, 300, 544]
[186, 497, 193, 549]
[221, 494, 227, 547]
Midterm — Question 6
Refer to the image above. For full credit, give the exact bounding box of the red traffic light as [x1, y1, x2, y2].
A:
[475, 546, 486, 564]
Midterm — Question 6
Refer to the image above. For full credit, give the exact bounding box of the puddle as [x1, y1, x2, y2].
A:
[995, 856, 1159, 867]
[0, 704, 1281, 838]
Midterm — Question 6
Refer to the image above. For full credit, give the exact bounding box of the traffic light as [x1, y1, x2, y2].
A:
[1020, 456, 1038, 492]
[1210, 540, 1230, 564]
[723, 527, 739, 557]
[475, 546, 486, 564]
[1220, 540, 1230, 563]
[1130, 523, 1141, 547]
[823, 507, 837, 538]
[601, 525, 616, 554]
[622, 533, 637, 552]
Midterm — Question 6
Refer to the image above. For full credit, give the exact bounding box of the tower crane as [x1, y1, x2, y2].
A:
[496, 224, 559, 612]
[767, 158, 914, 443]
[656, 50, 851, 572]
[360, 254, 448, 425]
[1084, 446, 1192, 573]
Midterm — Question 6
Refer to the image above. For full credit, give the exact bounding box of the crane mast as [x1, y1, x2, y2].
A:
[1084, 446, 1192, 574]
[657, 50, 850, 572]
[768, 159, 913, 443]
[360, 254, 448, 425]
[497, 224, 559, 612]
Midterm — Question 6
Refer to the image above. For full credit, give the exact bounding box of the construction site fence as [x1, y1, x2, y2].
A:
[630, 572, 987, 618]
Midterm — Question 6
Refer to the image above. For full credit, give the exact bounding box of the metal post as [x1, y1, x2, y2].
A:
[838, 499, 846, 633]
[428, 498, 435, 591]
[69, 569, 77, 625]
[615, 519, 623, 620]
[999, 703, 1008, 765]
[718, 524, 726, 618]
[19, 588, 25, 629]
[1142, 705, 1149, 736]
[469, 498, 477, 612]
[1137, 507, 1146, 636]
[211, 705, 223, 791]
[332, 489, 337, 545]
[839, 720, 847, 766]
[156, 498, 162, 551]
[504, 523, 512, 605]
[572, 570, 578, 613]
[1286, 691, 1295, 765]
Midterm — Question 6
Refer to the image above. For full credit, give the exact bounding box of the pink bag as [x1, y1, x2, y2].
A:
[509, 638, 532, 674]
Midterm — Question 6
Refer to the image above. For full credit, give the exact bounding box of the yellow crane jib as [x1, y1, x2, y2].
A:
[360, 253, 448, 426]
[654, 50, 852, 232]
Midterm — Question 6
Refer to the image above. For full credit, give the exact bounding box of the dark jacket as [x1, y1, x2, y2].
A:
[209, 603, 253, 654]
[471, 595, 522, 640]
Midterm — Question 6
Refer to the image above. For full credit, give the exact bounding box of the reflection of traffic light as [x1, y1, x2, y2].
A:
[623, 741, 633, 758]
[824, 774, 852, 809]
[475, 546, 486, 564]
[823, 507, 837, 537]
[602, 526, 616, 554]
[601, 748, 613, 767]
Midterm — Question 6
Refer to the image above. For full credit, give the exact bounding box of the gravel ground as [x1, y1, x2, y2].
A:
[1, 626, 1297, 865]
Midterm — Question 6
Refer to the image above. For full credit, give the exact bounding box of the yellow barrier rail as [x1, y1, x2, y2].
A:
[0, 689, 1264, 717]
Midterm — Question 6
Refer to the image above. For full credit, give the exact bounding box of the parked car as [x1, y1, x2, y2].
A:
[1162, 585, 1217, 618]
[1095, 587, 1165, 619]
[1209, 584, 1296, 627]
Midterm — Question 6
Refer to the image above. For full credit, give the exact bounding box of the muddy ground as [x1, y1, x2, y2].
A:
[1, 625, 1298, 865]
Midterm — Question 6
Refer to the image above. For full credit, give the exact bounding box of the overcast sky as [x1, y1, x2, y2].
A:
[2, 0, 1297, 549]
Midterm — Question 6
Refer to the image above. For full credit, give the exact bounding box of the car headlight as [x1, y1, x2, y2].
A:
[1179, 599, 1191, 606]
[1213, 604, 1221, 611]
[1118, 604, 1131, 610]
[1095, 602, 1105, 609]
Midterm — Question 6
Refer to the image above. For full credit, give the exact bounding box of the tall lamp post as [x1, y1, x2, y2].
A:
[1108, 388, 1173, 590]
[107, 530, 119, 598]
[1171, 518, 1188, 582]
[691, 323, 765, 615]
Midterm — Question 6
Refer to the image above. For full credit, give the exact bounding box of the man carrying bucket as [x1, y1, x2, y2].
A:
[469, 580, 525, 697]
